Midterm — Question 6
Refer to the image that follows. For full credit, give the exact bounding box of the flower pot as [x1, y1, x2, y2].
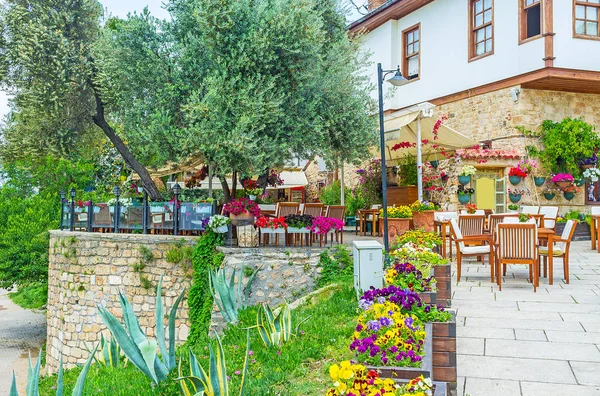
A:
[457, 194, 471, 204]
[249, 195, 257, 201]
[230, 211, 254, 226]
[508, 209, 519, 214]
[509, 176, 523, 185]
[214, 225, 229, 233]
[534, 177, 546, 187]
[509, 193, 522, 203]
[563, 191, 575, 200]
[430, 160, 439, 169]
[575, 177, 586, 187]
[543, 193, 555, 200]
[287, 226, 311, 234]
[458, 175, 471, 185]
[582, 164, 594, 170]
[555, 181, 572, 189]
[412, 210, 435, 232]
[381, 218, 411, 247]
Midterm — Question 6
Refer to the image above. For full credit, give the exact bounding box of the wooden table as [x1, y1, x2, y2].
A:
[357, 209, 379, 236]
[538, 227, 555, 285]
[434, 219, 451, 259]
[591, 215, 600, 252]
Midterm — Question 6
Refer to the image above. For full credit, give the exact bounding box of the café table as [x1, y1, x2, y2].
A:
[356, 209, 379, 236]
[537, 227, 555, 285]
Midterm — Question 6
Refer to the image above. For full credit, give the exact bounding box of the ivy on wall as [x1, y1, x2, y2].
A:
[187, 231, 224, 346]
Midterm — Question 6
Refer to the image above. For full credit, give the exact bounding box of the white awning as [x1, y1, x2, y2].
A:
[266, 171, 308, 189]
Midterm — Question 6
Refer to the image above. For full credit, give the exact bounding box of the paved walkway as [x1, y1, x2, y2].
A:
[0, 289, 46, 395]
[453, 241, 600, 396]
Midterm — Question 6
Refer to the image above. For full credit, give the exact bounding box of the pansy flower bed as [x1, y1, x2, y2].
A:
[385, 262, 435, 293]
[350, 301, 426, 367]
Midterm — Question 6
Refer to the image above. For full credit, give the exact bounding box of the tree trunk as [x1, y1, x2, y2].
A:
[91, 92, 161, 200]
[231, 171, 238, 199]
[219, 176, 231, 202]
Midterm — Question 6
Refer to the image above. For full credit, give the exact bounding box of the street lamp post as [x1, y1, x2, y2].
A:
[377, 63, 408, 252]
[69, 188, 76, 232]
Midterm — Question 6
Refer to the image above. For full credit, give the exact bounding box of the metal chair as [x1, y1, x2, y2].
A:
[450, 218, 494, 283]
[538, 219, 576, 284]
[496, 223, 539, 292]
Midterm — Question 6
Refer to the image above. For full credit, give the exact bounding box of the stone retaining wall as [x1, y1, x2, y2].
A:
[46, 231, 322, 372]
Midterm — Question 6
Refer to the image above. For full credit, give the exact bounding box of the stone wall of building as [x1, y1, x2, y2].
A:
[46, 231, 323, 372]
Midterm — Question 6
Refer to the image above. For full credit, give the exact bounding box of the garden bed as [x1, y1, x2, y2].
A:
[431, 311, 457, 394]
[434, 264, 452, 308]
[556, 222, 590, 241]
[417, 291, 437, 305]
[394, 379, 448, 396]
[367, 323, 433, 381]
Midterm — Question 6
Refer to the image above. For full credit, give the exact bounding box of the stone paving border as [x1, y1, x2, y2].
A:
[452, 241, 600, 396]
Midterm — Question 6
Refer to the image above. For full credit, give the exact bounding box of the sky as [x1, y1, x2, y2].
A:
[0, 0, 363, 121]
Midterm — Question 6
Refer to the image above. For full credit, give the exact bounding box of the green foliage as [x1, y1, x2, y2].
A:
[397, 154, 418, 186]
[188, 231, 224, 346]
[209, 266, 258, 324]
[252, 303, 310, 348]
[8, 282, 48, 310]
[176, 332, 250, 396]
[97, 276, 185, 384]
[523, 118, 600, 176]
[317, 245, 353, 287]
[165, 242, 194, 272]
[318, 180, 349, 205]
[94, 334, 123, 368]
[345, 190, 366, 216]
[139, 246, 155, 263]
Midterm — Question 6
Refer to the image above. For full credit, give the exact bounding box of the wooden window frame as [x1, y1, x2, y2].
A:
[402, 23, 421, 83]
[468, 0, 494, 62]
[573, 0, 600, 41]
[519, 0, 543, 44]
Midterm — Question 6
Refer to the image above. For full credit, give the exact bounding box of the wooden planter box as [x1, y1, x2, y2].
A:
[367, 323, 432, 381]
[387, 186, 418, 206]
[417, 291, 437, 305]
[556, 222, 590, 241]
[394, 379, 448, 396]
[433, 264, 452, 308]
[431, 311, 457, 395]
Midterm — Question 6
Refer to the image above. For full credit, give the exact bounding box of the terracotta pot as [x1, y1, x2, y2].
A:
[582, 164, 594, 170]
[229, 211, 254, 226]
[381, 217, 411, 247]
[555, 181, 572, 189]
[412, 210, 435, 232]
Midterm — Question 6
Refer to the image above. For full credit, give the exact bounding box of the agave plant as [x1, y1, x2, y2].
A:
[176, 331, 250, 396]
[209, 266, 258, 324]
[90, 334, 123, 368]
[97, 276, 185, 384]
[10, 344, 98, 396]
[254, 303, 309, 348]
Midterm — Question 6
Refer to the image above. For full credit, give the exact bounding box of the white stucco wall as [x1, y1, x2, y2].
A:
[361, 0, 548, 110]
[553, 0, 600, 71]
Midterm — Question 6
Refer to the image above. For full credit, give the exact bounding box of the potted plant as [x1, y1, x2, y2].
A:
[583, 167, 600, 182]
[579, 153, 598, 170]
[458, 165, 477, 185]
[562, 185, 580, 201]
[551, 173, 575, 189]
[308, 216, 344, 235]
[518, 213, 533, 223]
[223, 198, 261, 226]
[533, 173, 546, 187]
[457, 185, 475, 204]
[508, 167, 528, 185]
[242, 180, 262, 201]
[542, 186, 560, 200]
[410, 201, 438, 232]
[508, 188, 525, 203]
[508, 204, 519, 214]
[255, 216, 287, 234]
[206, 215, 230, 233]
[379, 205, 412, 246]
[465, 203, 477, 214]
[429, 160, 439, 169]
[284, 214, 314, 233]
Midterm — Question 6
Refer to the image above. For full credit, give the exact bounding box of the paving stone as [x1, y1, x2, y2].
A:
[494, 292, 576, 303]
[464, 317, 585, 332]
[456, 308, 562, 321]
[457, 337, 485, 355]
[463, 377, 521, 396]
[520, 381, 600, 396]
[456, 326, 516, 340]
[561, 312, 600, 323]
[485, 339, 600, 362]
[570, 361, 600, 386]
[515, 329, 547, 341]
[518, 301, 600, 313]
[545, 330, 600, 344]
[457, 355, 576, 383]
[456, 376, 466, 396]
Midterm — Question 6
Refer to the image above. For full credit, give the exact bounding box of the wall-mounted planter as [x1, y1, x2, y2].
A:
[457, 194, 471, 204]
[509, 193, 522, 203]
[534, 177, 546, 187]
[430, 160, 439, 169]
[457, 175, 471, 185]
[509, 176, 523, 185]
[563, 191, 575, 200]
[555, 181, 572, 189]
[575, 177, 586, 187]
[543, 193, 555, 200]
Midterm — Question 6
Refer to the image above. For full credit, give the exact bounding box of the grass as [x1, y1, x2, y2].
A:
[38, 282, 357, 395]
[9, 282, 48, 309]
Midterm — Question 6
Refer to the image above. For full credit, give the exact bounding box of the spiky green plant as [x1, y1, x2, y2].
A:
[254, 303, 309, 347]
[176, 331, 250, 396]
[90, 334, 123, 367]
[10, 344, 98, 396]
[209, 266, 258, 324]
[97, 276, 184, 384]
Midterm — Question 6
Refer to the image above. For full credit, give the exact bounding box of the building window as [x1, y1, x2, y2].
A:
[521, 0, 542, 41]
[575, 0, 600, 38]
[470, 0, 493, 60]
[403, 24, 420, 81]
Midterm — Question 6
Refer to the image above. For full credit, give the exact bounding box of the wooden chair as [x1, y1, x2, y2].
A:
[496, 223, 539, 292]
[539, 219, 576, 284]
[521, 206, 540, 215]
[92, 206, 112, 233]
[539, 206, 558, 231]
[434, 211, 458, 259]
[262, 202, 300, 245]
[301, 203, 324, 217]
[449, 218, 494, 283]
[488, 214, 516, 242]
[325, 205, 346, 244]
[458, 215, 485, 236]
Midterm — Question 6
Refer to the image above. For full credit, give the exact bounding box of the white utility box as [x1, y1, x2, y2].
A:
[352, 240, 383, 295]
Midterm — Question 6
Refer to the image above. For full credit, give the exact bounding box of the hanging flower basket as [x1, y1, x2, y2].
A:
[564, 191, 575, 200]
[509, 193, 522, 203]
[457, 194, 471, 204]
[575, 177, 586, 187]
[555, 181, 572, 189]
[430, 160, 439, 169]
[509, 176, 523, 185]
[534, 177, 546, 187]
[543, 193, 555, 200]
[458, 175, 471, 185]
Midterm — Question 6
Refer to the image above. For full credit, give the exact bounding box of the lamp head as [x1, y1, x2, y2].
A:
[387, 67, 409, 87]
[173, 182, 181, 195]
[60, 190, 66, 199]
[69, 188, 76, 198]
[113, 186, 121, 197]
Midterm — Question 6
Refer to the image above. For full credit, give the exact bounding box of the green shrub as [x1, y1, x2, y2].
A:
[317, 245, 353, 287]
[8, 282, 48, 309]
[318, 180, 349, 205]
